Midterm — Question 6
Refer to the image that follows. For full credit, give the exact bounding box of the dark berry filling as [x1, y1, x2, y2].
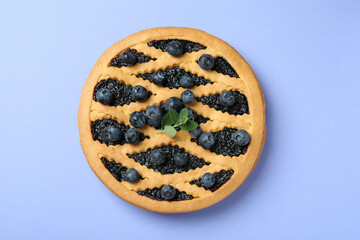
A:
[110, 49, 155, 68]
[213, 57, 239, 78]
[190, 169, 234, 192]
[92, 118, 149, 146]
[94, 79, 152, 107]
[127, 145, 210, 175]
[136, 66, 213, 89]
[191, 127, 248, 157]
[195, 91, 249, 116]
[101, 157, 143, 182]
[148, 39, 206, 53]
[195, 114, 209, 125]
[137, 187, 194, 201]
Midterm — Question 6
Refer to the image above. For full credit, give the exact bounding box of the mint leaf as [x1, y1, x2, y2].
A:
[179, 120, 198, 131]
[161, 113, 172, 129]
[164, 125, 177, 137]
[157, 108, 197, 137]
[168, 108, 179, 123]
[178, 108, 189, 124]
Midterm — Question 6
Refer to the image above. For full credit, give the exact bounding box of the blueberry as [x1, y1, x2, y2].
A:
[232, 130, 250, 146]
[129, 111, 146, 128]
[160, 185, 176, 200]
[219, 91, 236, 107]
[96, 88, 113, 105]
[132, 85, 148, 101]
[150, 149, 167, 165]
[198, 54, 215, 70]
[199, 133, 215, 149]
[125, 128, 139, 144]
[180, 75, 194, 88]
[185, 108, 197, 120]
[106, 125, 122, 141]
[189, 126, 202, 137]
[124, 168, 139, 183]
[145, 105, 164, 127]
[164, 97, 183, 112]
[181, 90, 195, 104]
[118, 51, 137, 65]
[153, 72, 165, 85]
[201, 173, 216, 188]
[173, 153, 188, 166]
[166, 40, 183, 56]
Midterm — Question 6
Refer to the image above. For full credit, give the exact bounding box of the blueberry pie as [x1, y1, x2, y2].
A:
[78, 27, 266, 213]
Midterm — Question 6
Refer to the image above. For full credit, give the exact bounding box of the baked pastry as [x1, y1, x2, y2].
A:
[78, 27, 266, 213]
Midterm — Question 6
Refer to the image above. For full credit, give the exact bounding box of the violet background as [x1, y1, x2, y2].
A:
[1, 0, 360, 239]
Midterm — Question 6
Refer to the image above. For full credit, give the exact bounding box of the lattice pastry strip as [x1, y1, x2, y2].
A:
[90, 94, 251, 129]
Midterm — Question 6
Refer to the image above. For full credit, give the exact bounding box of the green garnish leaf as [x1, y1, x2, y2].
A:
[161, 113, 173, 129]
[178, 108, 189, 124]
[179, 120, 198, 131]
[157, 107, 198, 138]
[168, 108, 179, 123]
[163, 125, 177, 137]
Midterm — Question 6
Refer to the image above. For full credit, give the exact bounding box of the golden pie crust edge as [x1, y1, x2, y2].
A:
[78, 27, 266, 213]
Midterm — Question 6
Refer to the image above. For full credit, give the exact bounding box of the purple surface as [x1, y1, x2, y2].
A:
[1, 0, 360, 239]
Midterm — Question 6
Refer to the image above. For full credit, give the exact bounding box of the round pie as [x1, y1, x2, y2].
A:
[78, 27, 266, 213]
